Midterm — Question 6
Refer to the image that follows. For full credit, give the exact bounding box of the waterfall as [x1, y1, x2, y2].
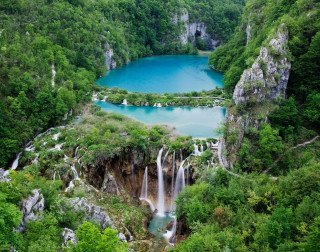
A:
[74, 146, 79, 159]
[11, 152, 22, 170]
[122, 99, 128, 105]
[193, 144, 201, 155]
[139, 167, 156, 212]
[140, 167, 148, 199]
[200, 144, 204, 152]
[156, 147, 166, 216]
[163, 218, 177, 245]
[70, 164, 79, 180]
[170, 151, 176, 211]
[162, 149, 170, 167]
[172, 160, 186, 210]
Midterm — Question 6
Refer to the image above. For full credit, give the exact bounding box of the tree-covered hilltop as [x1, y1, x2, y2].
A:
[210, 0, 320, 134]
[0, 0, 244, 167]
[209, 0, 320, 171]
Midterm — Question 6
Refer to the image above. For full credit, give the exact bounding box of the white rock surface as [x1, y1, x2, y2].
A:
[62, 228, 77, 246]
[70, 197, 115, 229]
[18, 189, 45, 231]
[105, 42, 117, 71]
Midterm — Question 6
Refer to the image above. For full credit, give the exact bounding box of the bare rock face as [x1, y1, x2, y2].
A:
[176, 10, 220, 50]
[233, 24, 290, 106]
[62, 228, 77, 247]
[70, 197, 115, 229]
[118, 232, 127, 242]
[0, 168, 10, 182]
[18, 189, 45, 231]
[105, 42, 117, 71]
[246, 23, 252, 45]
[101, 172, 120, 195]
[224, 24, 291, 167]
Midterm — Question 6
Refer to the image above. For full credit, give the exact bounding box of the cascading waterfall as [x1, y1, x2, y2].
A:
[193, 144, 200, 155]
[140, 167, 148, 199]
[156, 147, 166, 216]
[11, 152, 22, 170]
[162, 149, 170, 167]
[122, 99, 128, 105]
[139, 167, 155, 212]
[139, 147, 192, 245]
[200, 144, 204, 152]
[173, 160, 186, 205]
[170, 151, 176, 211]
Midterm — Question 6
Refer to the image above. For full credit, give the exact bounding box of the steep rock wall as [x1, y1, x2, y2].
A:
[175, 10, 220, 50]
[223, 24, 291, 167]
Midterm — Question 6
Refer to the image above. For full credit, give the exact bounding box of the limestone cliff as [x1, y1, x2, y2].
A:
[223, 24, 291, 167]
[174, 10, 220, 50]
[105, 42, 117, 71]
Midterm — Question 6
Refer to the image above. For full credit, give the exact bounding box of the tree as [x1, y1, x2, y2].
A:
[70, 222, 127, 252]
[0, 192, 23, 250]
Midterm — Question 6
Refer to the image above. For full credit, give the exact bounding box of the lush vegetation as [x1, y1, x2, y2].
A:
[174, 145, 320, 251]
[210, 0, 320, 135]
[0, 0, 244, 167]
[174, 0, 320, 250]
[186, 0, 245, 42]
[95, 87, 227, 107]
[0, 106, 197, 251]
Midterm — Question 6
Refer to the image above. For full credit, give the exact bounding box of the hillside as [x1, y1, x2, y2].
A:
[0, 0, 244, 167]
[172, 0, 320, 250]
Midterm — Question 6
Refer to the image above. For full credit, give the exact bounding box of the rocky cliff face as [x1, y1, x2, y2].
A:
[105, 42, 117, 71]
[223, 24, 291, 167]
[233, 24, 291, 106]
[175, 10, 220, 50]
[18, 189, 45, 231]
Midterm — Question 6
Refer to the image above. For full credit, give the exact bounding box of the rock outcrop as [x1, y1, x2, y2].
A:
[70, 197, 115, 229]
[223, 24, 291, 167]
[105, 42, 117, 71]
[18, 189, 45, 231]
[101, 172, 120, 195]
[0, 168, 10, 182]
[175, 10, 220, 50]
[246, 23, 252, 45]
[233, 24, 291, 106]
[62, 228, 77, 246]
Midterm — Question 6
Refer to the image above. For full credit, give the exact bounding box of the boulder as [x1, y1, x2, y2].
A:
[101, 172, 120, 195]
[18, 189, 45, 231]
[62, 228, 77, 246]
[0, 168, 10, 182]
[70, 197, 115, 229]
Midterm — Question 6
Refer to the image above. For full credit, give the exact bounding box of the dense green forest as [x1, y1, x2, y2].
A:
[1, 0, 319, 251]
[171, 0, 320, 250]
[0, 0, 244, 167]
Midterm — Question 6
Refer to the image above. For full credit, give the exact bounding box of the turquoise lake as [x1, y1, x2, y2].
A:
[95, 101, 226, 138]
[97, 55, 223, 93]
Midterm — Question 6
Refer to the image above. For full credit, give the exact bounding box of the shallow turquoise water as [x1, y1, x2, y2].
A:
[96, 101, 226, 138]
[148, 214, 175, 239]
[97, 55, 223, 93]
